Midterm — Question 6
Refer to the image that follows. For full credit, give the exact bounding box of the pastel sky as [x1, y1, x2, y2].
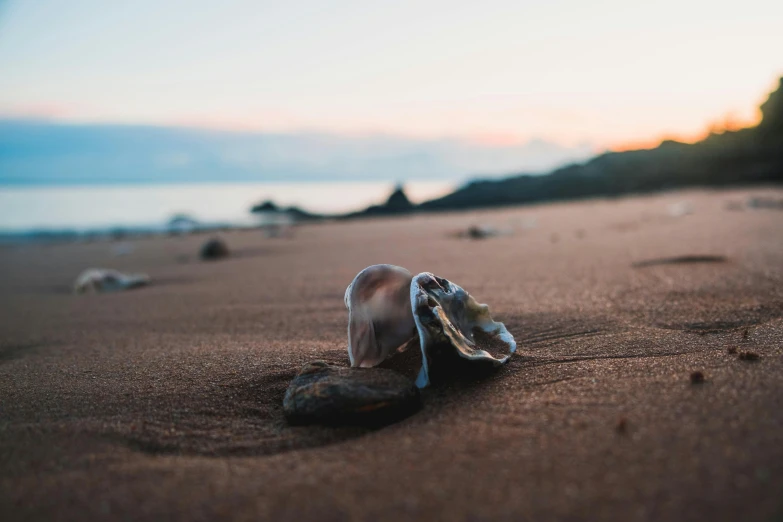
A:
[1, 0, 781, 150]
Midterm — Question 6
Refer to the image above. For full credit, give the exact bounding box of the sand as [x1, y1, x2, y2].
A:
[1, 188, 782, 521]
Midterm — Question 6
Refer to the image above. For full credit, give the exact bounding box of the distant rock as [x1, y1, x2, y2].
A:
[283, 206, 322, 222]
[283, 361, 420, 425]
[199, 237, 229, 261]
[342, 184, 415, 219]
[385, 185, 414, 211]
[250, 201, 279, 213]
[250, 200, 322, 223]
[168, 214, 200, 235]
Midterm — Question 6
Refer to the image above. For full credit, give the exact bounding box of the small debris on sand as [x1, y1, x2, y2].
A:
[631, 255, 727, 268]
[454, 225, 500, 239]
[690, 371, 705, 384]
[616, 417, 628, 434]
[73, 268, 150, 294]
[738, 351, 760, 362]
[747, 196, 783, 210]
[467, 225, 496, 239]
[452, 225, 513, 240]
[727, 346, 738, 355]
[742, 328, 749, 340]
[200, 237, 230, 261]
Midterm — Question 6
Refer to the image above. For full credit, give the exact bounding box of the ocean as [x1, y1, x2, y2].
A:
[0, 181, 456, 232]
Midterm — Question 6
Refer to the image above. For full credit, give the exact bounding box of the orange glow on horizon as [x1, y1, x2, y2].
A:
[609, 109, 763, 152]
[0, 95, 769, 156]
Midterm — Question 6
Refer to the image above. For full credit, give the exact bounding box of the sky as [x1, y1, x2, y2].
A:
[0, 0, 781, 152]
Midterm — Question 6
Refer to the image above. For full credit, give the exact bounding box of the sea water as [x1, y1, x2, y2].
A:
[0, 181, 456, 232]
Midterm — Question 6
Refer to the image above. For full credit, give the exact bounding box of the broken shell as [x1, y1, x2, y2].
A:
[345, 265, 516, 388]
[345, 264, 417, 368]
[410, 272, 516, 387]
[73, 268, 150, 294]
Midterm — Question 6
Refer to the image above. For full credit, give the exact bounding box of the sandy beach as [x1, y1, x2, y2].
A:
[1, 188, 782, 521]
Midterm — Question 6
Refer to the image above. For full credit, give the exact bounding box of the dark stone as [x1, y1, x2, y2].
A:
[690, 371, 705, 384]
[283, 361, 420, 426]
[467, 225, 496, 239]
[738, 351, 760, 362]
[200, 238, 229, 261]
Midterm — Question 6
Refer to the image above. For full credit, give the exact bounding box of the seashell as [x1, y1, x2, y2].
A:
[345, 264, 418, 368]
[345, 265, 516, 388]
[73, 268, 150, 294]
[410, 272, 516, 387]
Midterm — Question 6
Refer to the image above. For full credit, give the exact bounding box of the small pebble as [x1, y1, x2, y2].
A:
[200, 237, 230, 261]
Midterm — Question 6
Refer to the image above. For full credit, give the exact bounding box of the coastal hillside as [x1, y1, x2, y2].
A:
[416, 78, 783, 212]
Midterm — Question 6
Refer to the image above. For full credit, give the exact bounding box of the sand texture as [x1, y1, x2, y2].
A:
[1, 189, 783, 521]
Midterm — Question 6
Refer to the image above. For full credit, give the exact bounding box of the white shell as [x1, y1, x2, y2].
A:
[345, 265, 516, 387]
[344, 264, 417, 368]
[73, 268, 150, 294]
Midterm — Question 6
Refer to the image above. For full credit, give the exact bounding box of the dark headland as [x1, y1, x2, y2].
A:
[339, 77, 783, 219]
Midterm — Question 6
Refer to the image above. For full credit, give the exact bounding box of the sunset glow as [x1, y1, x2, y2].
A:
[609, 108, 765, 152]
[0, 0, 781, 156]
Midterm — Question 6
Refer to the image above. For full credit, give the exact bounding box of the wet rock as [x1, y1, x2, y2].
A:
[283, 361, 420, 425]
[200, 237, 229, 261]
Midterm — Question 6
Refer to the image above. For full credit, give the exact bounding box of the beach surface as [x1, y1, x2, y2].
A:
[1, 189, 782, 521]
